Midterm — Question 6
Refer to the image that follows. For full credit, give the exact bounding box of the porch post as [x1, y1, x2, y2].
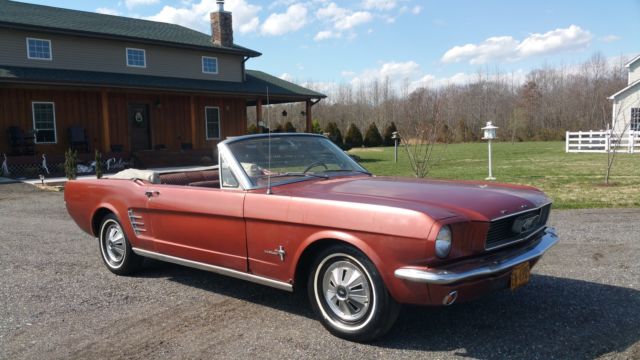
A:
[305, 100, 312, 132]
[100, 89, 111, 153]
[256, 98, 263, 126]
[190, 95, 197, 147]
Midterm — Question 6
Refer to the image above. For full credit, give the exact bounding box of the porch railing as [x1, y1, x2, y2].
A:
[565, 130, 639, 153]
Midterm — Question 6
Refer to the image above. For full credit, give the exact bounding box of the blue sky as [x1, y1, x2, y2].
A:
[19, 0, 640, 91]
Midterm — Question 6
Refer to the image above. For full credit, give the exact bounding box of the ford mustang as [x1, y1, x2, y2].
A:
[65, 133, 558, 341]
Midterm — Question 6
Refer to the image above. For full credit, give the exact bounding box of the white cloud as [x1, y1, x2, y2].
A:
[315, 2, 373, 40]
[314, 30, 340, 41]
[516, 25, 592, 57]
[361, 0, 396, 11]
[442, 25, 592, 64]
[600, 34, 620, 43]
[317, 4, 373, 30]
[348, 61, 422, 88]
[442, 36, 520, 64]
[334, 11, 372, 30]
[147, 0, 262, 34]
[125, 0, 159, 9]
[411, 5, 421, 15]
[261, 3, 308, 36]
[96, 7, 120, 15]
[280, 73, 295, 82]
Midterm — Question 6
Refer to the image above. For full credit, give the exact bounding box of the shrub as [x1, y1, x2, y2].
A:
[247, 123, 259, 134]
[273, 123, 285, 133]
[382, 122, 398, 146]
[64, 148, 77, 180]
[95, 150, 103, 179]
[311, 120, 323, 134]
[363, 123, 383, 147]
[344, 123, 363, 149]
[324, 122, 343, 147]
[284, 121, 296, 133]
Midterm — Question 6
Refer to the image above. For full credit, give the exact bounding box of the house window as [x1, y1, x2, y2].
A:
[26, 38, 52, 60]
[205, 106, 221, 140]
[32, 102, 57, 144]
[126, 48, 146, 67]
[632, 108, 640, 131]
[202, 56, 218, 74]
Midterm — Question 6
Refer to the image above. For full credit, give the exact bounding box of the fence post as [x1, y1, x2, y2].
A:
[605, 131, 610, 152]
[630, 131, 635, 154]
[565, 131, 569, 152]
[578, 131, 582, 151]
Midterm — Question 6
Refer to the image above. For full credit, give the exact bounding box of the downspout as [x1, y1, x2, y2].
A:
[242, 56, 250, 81]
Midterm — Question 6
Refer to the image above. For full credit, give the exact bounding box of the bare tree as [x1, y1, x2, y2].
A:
[401, 89, 448, 178]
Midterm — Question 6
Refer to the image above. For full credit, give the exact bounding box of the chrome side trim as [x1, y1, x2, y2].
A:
[394, 227, 558, 285]
[131, 248, 293, 292]
[128, 209, 146, 236]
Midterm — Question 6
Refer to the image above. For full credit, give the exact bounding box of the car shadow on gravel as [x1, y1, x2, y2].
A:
[138, 261, 639, 359]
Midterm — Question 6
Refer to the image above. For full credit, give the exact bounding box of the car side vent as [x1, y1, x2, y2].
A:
[128, 209, 146, 235]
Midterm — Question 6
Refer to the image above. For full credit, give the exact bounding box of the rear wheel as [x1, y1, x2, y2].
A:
[98, 214, 142, 275]
[308, 244, 400, 342]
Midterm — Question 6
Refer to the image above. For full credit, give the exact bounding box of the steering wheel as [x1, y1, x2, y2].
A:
[303, 161, 328, 173]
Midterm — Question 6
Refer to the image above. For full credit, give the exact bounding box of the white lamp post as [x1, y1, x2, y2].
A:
[481, 121, 498, 180]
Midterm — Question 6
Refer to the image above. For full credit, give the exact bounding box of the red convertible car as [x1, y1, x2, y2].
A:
[65, 133, 558, 341]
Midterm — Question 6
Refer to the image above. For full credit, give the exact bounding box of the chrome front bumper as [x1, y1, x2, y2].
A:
[394, 227, 558, 285]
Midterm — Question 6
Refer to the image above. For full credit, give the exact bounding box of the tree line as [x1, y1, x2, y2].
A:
[250, 52, 628, 144]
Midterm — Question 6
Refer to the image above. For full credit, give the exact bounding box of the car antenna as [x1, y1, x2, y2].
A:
[266, 86, 273, 195]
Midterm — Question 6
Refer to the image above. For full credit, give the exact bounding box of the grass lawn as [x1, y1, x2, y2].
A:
[349, 141, 640, 209]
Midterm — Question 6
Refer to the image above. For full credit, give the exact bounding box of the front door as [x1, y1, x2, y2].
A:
[129, 104, 151, 151]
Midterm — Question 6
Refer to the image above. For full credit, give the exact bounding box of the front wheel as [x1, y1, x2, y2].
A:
[308, 245, 400, 342]
[98, 214, 143, 275]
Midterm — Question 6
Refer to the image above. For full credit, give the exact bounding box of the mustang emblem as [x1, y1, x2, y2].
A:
[512, 214, 540, 234]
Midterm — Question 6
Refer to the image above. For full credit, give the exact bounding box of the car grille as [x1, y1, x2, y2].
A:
[485, 204, 551, 250]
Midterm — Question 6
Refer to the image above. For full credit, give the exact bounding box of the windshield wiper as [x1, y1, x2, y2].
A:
[324, 169, 372, 176]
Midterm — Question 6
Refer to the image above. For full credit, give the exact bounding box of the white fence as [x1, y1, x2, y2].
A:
[565, 130, 639, 153]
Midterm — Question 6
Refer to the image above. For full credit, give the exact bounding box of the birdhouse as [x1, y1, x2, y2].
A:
[482, 121, 498, 140]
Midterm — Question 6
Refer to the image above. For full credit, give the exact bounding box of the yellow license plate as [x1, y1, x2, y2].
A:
[510, 262, 530, 291]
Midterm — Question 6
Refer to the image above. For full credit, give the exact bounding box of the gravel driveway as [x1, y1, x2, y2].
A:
[1, 183, 638, 359]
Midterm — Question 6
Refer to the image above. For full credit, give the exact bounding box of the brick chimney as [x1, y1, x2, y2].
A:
[210, 0, 233, 48]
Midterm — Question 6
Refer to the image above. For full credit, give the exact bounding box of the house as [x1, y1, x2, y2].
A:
[609, 54, 640, 134]
[565, 54, 640, 153]
[0, 0, 325, 173]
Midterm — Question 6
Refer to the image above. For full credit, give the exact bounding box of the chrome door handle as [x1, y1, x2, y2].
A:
[145, 190, 160, 198]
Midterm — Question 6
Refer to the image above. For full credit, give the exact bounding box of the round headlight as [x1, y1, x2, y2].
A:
[435, 225, 452, 258]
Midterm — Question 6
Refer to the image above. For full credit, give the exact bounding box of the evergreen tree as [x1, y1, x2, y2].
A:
[363, 123, 383, 147]
[324, 122, 343, 147]
[382, 122, 398, 146]
[284, 121, 296, 132]
[344, 123, 363, 149]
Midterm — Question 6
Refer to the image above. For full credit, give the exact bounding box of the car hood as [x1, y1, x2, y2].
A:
[284, 176, 550, 222]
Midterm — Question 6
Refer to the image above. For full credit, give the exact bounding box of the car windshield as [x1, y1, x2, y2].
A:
[225, 135, 370, 187]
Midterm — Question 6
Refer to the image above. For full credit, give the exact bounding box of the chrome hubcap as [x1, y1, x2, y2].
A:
[322, 260, 371, 322]
[104, 222, 125, 266]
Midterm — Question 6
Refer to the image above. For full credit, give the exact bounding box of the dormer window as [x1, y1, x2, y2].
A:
[126, 48, 146, 68]
[27, 38, 52, 60]
[202, 56, 218, 74]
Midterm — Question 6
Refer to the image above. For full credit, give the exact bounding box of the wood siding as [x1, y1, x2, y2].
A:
[0, 87, 248, 155]
[0, 29, 244, 82]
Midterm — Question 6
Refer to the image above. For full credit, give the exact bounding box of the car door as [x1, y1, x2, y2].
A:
[144, 183, 247, 272]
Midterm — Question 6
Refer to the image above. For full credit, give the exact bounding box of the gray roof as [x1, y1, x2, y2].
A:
[0, 0, 260, 57]
[0, 65, 326, 101]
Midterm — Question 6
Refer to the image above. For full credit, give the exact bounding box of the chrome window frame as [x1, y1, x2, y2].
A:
[217, 133, 370, 191]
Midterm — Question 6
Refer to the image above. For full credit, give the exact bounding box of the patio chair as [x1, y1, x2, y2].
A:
[68, 126, 89, 153]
